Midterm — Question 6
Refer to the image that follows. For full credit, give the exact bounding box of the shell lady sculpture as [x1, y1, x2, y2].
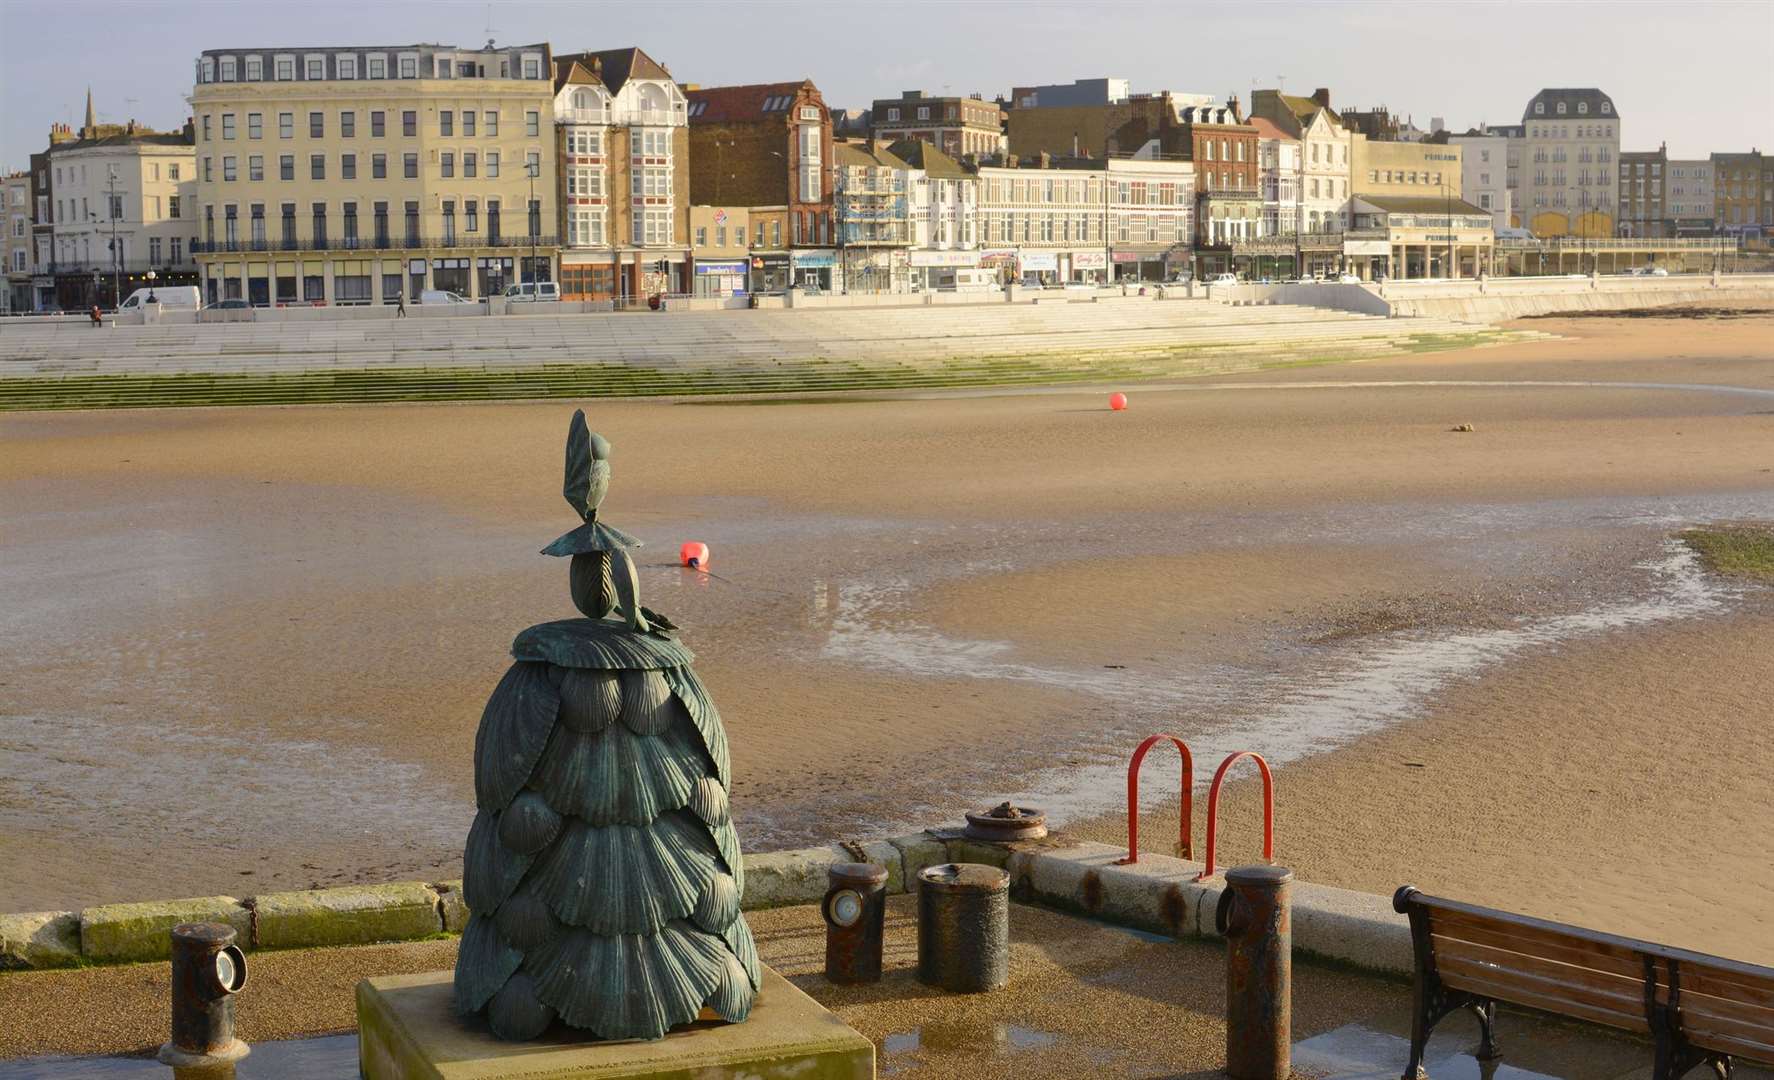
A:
[453, 411, 756, 1041]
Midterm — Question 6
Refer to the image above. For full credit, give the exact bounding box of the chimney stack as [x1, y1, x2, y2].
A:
[1312, 88, 1331, 108]
[1037, 150, 1051, 169]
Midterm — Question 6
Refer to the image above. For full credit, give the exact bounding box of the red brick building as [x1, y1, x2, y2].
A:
[684, 81, 834, 286]
[1176, 100, 1261, 269]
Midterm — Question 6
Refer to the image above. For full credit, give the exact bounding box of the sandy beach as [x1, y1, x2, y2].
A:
[2, 306, 1771, 963]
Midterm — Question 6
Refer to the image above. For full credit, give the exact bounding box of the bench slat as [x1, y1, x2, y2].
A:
[1434, 958, 1648, 1034]
[1679, 1027, 1774, 1067]
[1432, 933, 1649, 998]
[1427, 917, 1644, 979]
[1679, 989, 1774, 1032]
[1680, 1006, 1774, 1061]
[1681, 964, 1774, 1009]
[1412, 893, 1774, 985]
[1440, 950, 1646, 1028]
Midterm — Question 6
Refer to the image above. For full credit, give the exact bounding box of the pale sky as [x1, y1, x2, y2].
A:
[3, 0, 1770, 169]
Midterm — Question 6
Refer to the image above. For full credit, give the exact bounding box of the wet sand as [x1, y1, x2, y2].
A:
[2, 310, 1772, 964]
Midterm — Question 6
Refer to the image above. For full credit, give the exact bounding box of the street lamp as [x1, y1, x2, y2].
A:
[526, 158, 540, 286]
[146, 270, 157, 303]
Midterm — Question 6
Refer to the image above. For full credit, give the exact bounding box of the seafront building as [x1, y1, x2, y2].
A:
[890, 140, 979, 291]
[832, 141, 914, 293]
[1665, 158, 1714, 236]
[869, 90, 1005, 159]
[550, 48, 690, 302]
[3, 171, 32, 311]
[1517, 88, 1619, 238]
[1709, 150, 1767, 242]
[188, 42, 559, 305]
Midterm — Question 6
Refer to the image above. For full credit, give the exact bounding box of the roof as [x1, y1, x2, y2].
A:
[552, 48, 670, 96]
[1277, 92, 1342, 127]
[1247, 117, 1295, 142]
[887, 139, 970, 178]
[553, 59, 602, 93]
[55, 130, 193, 151]
[684, 81, 819, 124]
[1355, 194, 1491, 216]
[1521, 88, 1618, 122]
[833, 142, 912, 170]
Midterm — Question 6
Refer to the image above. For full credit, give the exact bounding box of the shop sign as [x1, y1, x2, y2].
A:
[909, 250, 979, 267]
[1071, 251, 1107, 270]
[695, 261, 748, 275]
[1019, 250, 1059, 271]
[1343, 240, 1390, 256]
[792, 250, 837, 268]
[1111, 251, 1141, 263]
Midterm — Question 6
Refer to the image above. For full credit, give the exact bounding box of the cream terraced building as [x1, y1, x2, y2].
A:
[189, 42, 558, 305]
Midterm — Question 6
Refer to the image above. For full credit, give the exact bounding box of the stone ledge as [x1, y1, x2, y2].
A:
[254, 883, 442, 950]
[80, 896, 251, 964]
[0, 911, 82, 970]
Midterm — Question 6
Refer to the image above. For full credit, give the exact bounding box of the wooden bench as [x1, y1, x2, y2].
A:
[1393, 886, 1773, 1079]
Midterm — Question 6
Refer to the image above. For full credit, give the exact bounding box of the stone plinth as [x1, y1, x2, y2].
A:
[357, 965, 874, 1079]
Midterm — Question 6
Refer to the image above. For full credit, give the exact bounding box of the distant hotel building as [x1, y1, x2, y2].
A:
[189, 42, 558, 305]
[869, 91, 1005, 158]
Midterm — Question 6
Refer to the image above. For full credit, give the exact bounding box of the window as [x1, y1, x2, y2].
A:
[441, 152, 454, 178]
[281, 202, 296, 245]
[403, 153, 418, 179]
[485, 110, 498, 135]
[404, 200, 419, 244]
[338, 55, 356, 80]
[310, 154, 325, 180]
[523, 55, 541, 79]
[373, 201, 389, 245]
[1557, 102, 1567, 114]
[402, 110, 416, 137]
[222, 114, 236, 140]
[250, 203, 265, 244]
[306, 56, 324, 79]
[371, 111, 385, 137]
[463, 111, 475, 137]
[525, 110, 540, 136]
[279, 112, 293, 138]
[169, 163, 180, 180]
[276, 56, 294, 80]
[203, 114, 212, 141]
[280, 154, 294, 180]
[249, 155, 263, 181]
[887, 107, 900, 121]
[442, 200, 456, 242]
[917, 106, 929, 120]
[372, 153, 386, 179]
[486, 151, 500, 177]
[466, 199, 478, 232]
[224, 204, 238, 244]
[247, 112, 262, 139]
[487, 199, 501, 240]
[1578, 102, 1588, 114]
[399, 55, 416, 78]
[246, 56, 262, 80]
[464, 152, 476, 178]
[306, 111, 322, 137]
[343, 201, 358, 244]
[369, 56, 385, 79]
[220, 56, 236, 81]
[311, 202, 327, 246]
[341, 153, 356, 180]
[169, 195, 180, 219]
[440, 110, 453, 136]
[341, 111, 355, 138]
[1535, 102, 1544, 115]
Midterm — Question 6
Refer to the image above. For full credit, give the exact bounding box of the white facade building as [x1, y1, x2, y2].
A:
[4, 173, 33, 311]
[1253, 120, 1299, 238]
[50, 134, 196, 282]
[1448, 131, 1512, 232]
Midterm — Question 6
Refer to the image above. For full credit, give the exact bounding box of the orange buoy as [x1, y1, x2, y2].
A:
[680, 541, 710, 569]
[1109, 393, 1128, 411]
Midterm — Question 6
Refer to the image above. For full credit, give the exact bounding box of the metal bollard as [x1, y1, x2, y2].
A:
[916, 863, 1009, 993]
[158, 923, 250, 1077]
[823, 861, 888, 984]
[1215, 865, 1294, 1080]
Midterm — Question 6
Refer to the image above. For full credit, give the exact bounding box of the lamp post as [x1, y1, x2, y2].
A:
[146, 269, 157, 303]
[526, 158, 540, 286]
[105, 167, 123, 308]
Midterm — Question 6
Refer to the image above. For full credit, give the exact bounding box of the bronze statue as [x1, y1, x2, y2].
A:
[453, 411, 756, 1041]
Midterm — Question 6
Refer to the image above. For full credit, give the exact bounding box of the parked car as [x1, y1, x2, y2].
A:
[1210, 273, 1239, 286]
[418, 289, 471, 305]
[203, 298, 252, 310]
[1336, 272, 1363, 284]
[118, 285, 202, 311]
[502, 281, 561, 302]
[1627, 265, 1670, 277]
[1294, 275, 1319, 284]
[1647, 266, 1670, 276]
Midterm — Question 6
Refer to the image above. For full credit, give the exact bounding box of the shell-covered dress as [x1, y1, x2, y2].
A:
[453, 411, 757, 1042]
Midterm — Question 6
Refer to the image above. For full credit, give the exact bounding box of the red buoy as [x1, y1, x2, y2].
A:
[1109, 392, 1128, 411]
[680, 541, 710, 569]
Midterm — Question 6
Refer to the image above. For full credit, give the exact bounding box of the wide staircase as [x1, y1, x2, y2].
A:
[0, 297, 1534, 410]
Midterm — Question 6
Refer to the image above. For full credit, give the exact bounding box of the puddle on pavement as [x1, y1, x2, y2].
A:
[882, 1021, 1062, 1059]
[1295, 1023, 1567, 1079]
[0, 1034, 358, 1079]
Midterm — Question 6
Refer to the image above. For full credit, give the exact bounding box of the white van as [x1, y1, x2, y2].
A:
[419, 290, 471, 305]
[117, 286, 201, 311]
[502, 281, 561, 302]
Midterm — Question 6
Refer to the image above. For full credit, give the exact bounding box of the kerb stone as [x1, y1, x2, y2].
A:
[0, 910, 82, 970]
[254, 883, 441, 949]
[80, 896, 251, 963]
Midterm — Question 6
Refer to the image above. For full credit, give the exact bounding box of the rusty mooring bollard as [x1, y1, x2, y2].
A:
[917, 862, 1009, 992]
[1216, 865, 1294, 1080]
[823, 861, 889, 984]
[158, 923, 250, 1076]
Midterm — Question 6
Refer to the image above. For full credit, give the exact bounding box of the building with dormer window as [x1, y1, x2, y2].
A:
[551, 48, 689, 301]
[1519, 88, 1619, 238]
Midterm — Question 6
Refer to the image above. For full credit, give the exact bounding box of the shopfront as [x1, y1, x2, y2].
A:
[1069, 250, 1107, 284]
[791, 249, 837, 292]
[979, 249, 1017, 285]
[693, 260, 748, 298]
[908, 250, 980, 291]
[1018, 249, 1059, 286]
[561, 259, 616, 301]
[752, 253, 791, 294]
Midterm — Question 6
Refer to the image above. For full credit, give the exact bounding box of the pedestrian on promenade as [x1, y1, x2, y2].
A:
[396, 293, 407, 318]
[89, 304, 102, 327]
